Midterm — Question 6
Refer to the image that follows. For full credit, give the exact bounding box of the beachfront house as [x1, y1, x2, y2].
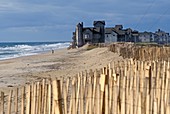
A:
[139, 32, 155, 42]
[71, 21, 170, 48]
[105, 28, 118, 43]
[137, 29, 170, 44]
[155, 29, 169, 44]
[114, 25, 139, 42]
[74, 21, 105, 47]
[104, 26, 139, 43]
[132, 30, 139, 42]
[71, 22, 140, 47]
[114, 25, 126, 42]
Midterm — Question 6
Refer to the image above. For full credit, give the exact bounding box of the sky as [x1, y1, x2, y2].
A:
[0, 0, 169, 42]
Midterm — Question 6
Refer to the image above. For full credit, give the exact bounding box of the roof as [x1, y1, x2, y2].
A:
[114, 29, 126, 35]
[115, 25, 123, 30]
[139, 31, 154, 35]
[93, 21, 105, 26]
[83, 27, 101, 33]
[93, 27, 100, 33]
[83, 27, 93, 32]
[113, 25, 126, 35]
[105, 28, 114, 34]
[132, 30, 139, 35]
[125, 28, 132, 32]
[76, 22, 83, 27]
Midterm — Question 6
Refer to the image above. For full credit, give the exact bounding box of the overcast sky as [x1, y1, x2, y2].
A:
[0, 0, 169, 42]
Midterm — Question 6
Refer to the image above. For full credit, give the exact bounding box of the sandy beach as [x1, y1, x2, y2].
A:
[0, 46, 123, 92]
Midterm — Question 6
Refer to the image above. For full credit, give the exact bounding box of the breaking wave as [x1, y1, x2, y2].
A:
[0, 42, 70, 60]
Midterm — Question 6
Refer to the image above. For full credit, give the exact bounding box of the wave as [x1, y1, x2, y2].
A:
[0, 42, 70, 60]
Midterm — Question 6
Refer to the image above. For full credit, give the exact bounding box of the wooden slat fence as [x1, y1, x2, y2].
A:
[108, 43, 170, 61]
[0, 59, 170, 114]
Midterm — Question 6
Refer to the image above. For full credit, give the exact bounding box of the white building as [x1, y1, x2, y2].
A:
[105, 28, 118, 43]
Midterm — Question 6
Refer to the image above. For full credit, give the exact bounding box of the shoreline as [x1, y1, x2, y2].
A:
[0, 41, 70, 61]
[0, 47, 123, 92]
[0, 49, 58, 61]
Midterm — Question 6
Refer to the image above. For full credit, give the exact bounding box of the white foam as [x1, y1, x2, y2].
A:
[0, 42, 70, 60]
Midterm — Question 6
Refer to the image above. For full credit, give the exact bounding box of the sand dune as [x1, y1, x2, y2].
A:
[0, 47, 123, 92]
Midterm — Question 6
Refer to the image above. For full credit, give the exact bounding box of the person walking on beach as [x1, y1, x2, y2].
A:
[52, 49, 54, 54]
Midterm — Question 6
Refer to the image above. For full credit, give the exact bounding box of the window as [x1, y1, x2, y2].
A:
[85, 34, 89, 39]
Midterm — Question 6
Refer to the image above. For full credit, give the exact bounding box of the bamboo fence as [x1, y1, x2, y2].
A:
[0, 59, 170, 114]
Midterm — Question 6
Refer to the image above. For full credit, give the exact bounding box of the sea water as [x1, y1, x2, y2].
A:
[0, 42, 70, 60]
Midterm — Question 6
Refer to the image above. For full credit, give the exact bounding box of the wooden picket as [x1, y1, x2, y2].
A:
[108, 43, 170, 61]
[0, 92, 4, 114]
[0, 60, 170, 114]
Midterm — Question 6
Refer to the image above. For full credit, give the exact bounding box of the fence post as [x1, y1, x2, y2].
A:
[126, 71, 130, 114]
[37, 82, 42, 114]
[68, 85, 73, 114]
[96, 84, 101, 114]
[7, 90, 13, 114]
[129, 89, 133, 114]
[140, 61, 144, 93]
[104, 85, 109, 114]
[160, 97, 165, 114]
[0, 92, 4, 114]
[146, 94, 150, 114]
[31, 83, 36, 114]
[76, 74, 80, 113]
[14, 88, 18, 114]
[121, 76, 126, 114]
[166, 104, 170, 114]
[41, 79, 46, 114]
[48, 82, 52, 114]
[85, 84, 89, 114]
[137, 93, 142, 114]
[44, 84, 48, 114]
[31, 83, 34, 114]
[66, 78, 70, 95]
[88, 84, 93, 114]
[108, 68, 113, 113]
[80, 72, 84, 114]
[63, 84, 67, 114]
[35, 82, 41, 114]
[100, 74, 106, 113]
[92, 70, 97, 112]
[153, 98, 158, 114]
[26, 85, 31, 114]
[21, 87, 25, 114]
[52, 79, 63, 114]
[72, 85, 76, 114]
[160, 77, 165, 114]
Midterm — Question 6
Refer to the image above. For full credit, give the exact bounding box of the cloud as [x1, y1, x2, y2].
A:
[0, 0, 169, 41]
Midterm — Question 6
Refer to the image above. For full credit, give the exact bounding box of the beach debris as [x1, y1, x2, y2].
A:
[7, 85, 13, 87]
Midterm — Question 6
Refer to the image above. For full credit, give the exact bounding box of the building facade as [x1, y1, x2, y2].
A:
[71, 21, 170, 47]
[155, 29, 169, 44]
[139, 32, 155, 42]
[73, 21, 105, 47]
[105, 28, 118, 43]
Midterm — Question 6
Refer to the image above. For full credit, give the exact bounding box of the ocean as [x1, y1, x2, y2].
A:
[0, 41, 70, 60]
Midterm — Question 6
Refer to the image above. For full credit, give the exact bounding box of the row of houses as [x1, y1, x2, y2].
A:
[139, 29, 170, 44]
[71, 21, 170, 47]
